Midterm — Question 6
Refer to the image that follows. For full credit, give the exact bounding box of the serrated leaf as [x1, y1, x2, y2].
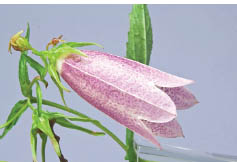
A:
[126, 4, 153, 65]
[0, 100, 28, 139]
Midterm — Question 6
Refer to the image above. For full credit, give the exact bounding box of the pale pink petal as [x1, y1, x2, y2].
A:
[142, 119, 184, 138]
[158, 87, 198, 110]
[59, 58, 163, 147]
[56, 50, 197, 147]
[58, 52, 177, 123]
[67, 50, 193, 88]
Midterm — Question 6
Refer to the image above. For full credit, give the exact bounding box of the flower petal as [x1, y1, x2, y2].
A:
[142, 119, 184, 138]
[158, 87, 198, 110]
[69, 50, 193, 88]
[58, 52, 177, 123]
[59, 58, 163, 147]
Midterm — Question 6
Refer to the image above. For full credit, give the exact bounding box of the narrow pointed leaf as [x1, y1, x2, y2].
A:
[0, 100, 28, 139]
[55, 118, 105, 136]
[19, 53, 32, 97]
[18, 23, 32, 97]
[30, 126, 38, 162]
[24, 54, 47, 80]
[42, 111, 105, 136]
[39, 133, 48, 162]
[25, 23, 30, 41]
[35, 114, 61, 157]
[126, 4, 153, 65]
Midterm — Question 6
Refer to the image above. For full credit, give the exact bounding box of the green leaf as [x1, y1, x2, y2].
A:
[25, 23, 30, 41]
[59, 42, 103, 49]
[24, 54, 47, 80]
[55, 118, 105, 136]
[126, 4, 153, 65]
[33, 113, 61, 157]
[42, 111, 105, 136]
[0, 100, 28, 139]
[36, 82, 42, 115]
[39, 133, 48, 162]
[19, 53, 32, 97]
[30, 124, 38, 162]
[18, 23, 32, 97]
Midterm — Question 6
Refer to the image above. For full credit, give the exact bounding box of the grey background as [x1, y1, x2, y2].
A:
[0, 5, 236, 162]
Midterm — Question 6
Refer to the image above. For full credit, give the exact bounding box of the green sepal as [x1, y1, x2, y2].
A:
[36, 81, 43, 115]
[58, 42, 103, 49]
[48, 62, 70, 92]
[51, 45, 87, 58]
[39, 133, 48, 162]
[48, 63, 68, 106]
[30, 123, 38, 162]
[51, 75, 67, 106]
[0, 100, 28, 139]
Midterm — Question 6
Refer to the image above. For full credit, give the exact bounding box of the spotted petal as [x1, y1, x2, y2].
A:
[142, 119, 184, 138]
[158, 87, 198, 110]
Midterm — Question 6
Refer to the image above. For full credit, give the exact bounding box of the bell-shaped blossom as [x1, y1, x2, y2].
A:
[56, 50, 198, 147]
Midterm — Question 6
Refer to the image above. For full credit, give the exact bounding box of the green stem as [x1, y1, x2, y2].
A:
[31, 48, 43, 56]
[28, 76, 41, 91]
[30, 97, 128, 152]
[126, 128, 137, 162]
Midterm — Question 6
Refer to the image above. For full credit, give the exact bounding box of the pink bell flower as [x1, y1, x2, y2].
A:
[56, 50, 198, 147]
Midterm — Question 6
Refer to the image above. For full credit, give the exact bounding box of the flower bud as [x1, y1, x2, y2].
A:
[8, 30, 32, 54]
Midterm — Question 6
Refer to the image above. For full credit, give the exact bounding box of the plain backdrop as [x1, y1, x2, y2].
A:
[0, 5, 237, 162]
